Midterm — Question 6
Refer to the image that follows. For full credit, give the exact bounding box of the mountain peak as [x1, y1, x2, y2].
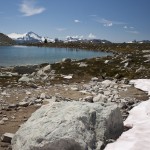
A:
[7, 31, 54, 43]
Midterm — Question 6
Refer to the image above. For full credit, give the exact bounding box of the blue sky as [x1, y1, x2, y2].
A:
[0, 0, 150, 42]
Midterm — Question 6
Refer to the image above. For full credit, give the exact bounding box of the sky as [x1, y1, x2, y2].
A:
[0, 0, 150, 42]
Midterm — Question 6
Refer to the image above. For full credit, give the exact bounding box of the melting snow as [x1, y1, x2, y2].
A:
[105, 79, 150, 150]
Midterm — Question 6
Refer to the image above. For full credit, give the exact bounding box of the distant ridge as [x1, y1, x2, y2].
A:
[0, 33, 15, 46]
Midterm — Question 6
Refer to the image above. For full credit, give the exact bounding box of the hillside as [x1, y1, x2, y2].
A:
[0, 33, 15, 46]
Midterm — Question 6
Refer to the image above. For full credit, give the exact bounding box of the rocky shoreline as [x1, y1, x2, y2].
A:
[0, 48, 150, 149]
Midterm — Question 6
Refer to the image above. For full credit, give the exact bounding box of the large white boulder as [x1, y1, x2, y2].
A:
[12, 101, 123, 150]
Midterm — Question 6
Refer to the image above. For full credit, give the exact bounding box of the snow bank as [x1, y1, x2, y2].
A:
[130, 79, 150, 95]
[105, 79, 150, 150]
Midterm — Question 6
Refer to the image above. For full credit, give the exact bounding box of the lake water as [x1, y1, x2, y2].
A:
[0, 46, 112, 66]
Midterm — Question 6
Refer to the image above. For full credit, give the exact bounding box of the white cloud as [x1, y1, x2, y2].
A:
[66, 35, 84, 39]
[56, 28, 66, 32]
[19, 0, 45, 17]
[90, 14, 97, 17]
[104, 22, 113, 27]
[88, 33, 96, 39]
[124, 26, 128, 29]
[127, 30, 139, 34]
[130, 26, 134, 29]
[74, 19, 80, 23]
[96, 18, 125, 27]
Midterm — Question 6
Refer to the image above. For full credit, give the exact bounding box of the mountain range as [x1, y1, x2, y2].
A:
[5, 31, 150, 44]
[7, 32, 55, 44]
[7, 31, 112, 44]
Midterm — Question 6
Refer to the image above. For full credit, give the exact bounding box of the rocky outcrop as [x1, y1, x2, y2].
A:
[11, 101, 123, 150]
[0, 33, 15, 46]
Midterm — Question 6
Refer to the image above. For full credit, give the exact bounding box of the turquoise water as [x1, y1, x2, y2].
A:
[0, 46, 112, 66]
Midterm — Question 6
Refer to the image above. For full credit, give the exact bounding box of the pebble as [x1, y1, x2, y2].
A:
[2, 117, 9, 121]
[0, 120, 5, 125]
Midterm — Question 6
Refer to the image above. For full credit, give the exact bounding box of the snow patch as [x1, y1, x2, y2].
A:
[105, 79, 150, 150]
[130, 79, 150, 95]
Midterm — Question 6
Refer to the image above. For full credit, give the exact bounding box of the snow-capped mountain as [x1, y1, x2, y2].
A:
[127, 40, 150, 44]
[64, 36, 111, 44]
[65, 36, 83, 42]
[7, 31, 54, 43]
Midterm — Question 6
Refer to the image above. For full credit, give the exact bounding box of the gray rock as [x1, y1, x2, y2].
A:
[0, 120, 5, 125]
[63, 75, 73, 79]
[19, 76, 33, 82]
[12, 101, 123, 150]
[1, 133, 14, 143]
[62, 58, 72, 63]
[91, 77, 99, 81]
[8, 104, 17, 109]
[93, 93, 107, 103]
[83, 96, 93, 102]
[18, 102, 29, 107]
[135, 66, 145, 73]
[11, 72, 19, 76]
[121, 59, 130, 64]
[26, 91, 31, 95]
[124, 62, 129, 68]
[71, 87, 79, 91]
[142, 50, 150, 53]
[37, 70, 46, 77]
[104, 91, 112, 96]
[101, 80, 115, 88]
[143, 54, 150, 58]
[79, 62, 88, 67]
[104, 60, 109, 64]
[40, 93, 46, 100]
[2, 117, 9, 121]
[34, 99, 43, 104]
[96, 141, 104, 150]
[43, 64, 51, 72]
[30, 139, 83, 150]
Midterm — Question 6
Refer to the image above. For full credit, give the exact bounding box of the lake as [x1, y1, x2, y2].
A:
[0, 46, 112, 66]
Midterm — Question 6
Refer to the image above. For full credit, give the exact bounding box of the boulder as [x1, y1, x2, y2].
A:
[12, 101, 123, 150]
